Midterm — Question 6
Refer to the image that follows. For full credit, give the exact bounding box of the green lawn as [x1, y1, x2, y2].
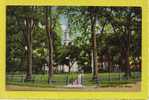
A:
[6, 72, 141, 88]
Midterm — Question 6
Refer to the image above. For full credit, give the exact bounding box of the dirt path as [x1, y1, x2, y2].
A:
[6, 82, 141, 91]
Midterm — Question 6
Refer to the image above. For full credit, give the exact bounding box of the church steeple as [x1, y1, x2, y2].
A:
[64, 29, 69, 46]
[63, 18, 70, 46]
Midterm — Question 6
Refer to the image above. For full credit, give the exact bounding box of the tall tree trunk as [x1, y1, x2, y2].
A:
[25, 17, 34, 81]
[45, 7, 53, 84]
[125, 11, 131, 79]
[121, 11, 132, 79]
[90, 7, 98, 80]
[126, 15, 131, 78]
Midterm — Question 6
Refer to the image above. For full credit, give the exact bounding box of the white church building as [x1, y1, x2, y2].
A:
[42, 62, 79, 73]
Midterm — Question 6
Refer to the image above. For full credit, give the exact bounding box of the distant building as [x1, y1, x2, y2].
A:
[42, 62, 79, 73]
[57, 62, 78, 72]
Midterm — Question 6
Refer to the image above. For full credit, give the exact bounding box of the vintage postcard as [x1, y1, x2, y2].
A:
[0, 0, 149, 100]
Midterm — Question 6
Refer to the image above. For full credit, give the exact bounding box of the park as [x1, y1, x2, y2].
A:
[6, 6, 141, 91]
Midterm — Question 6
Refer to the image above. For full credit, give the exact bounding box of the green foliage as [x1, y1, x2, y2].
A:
[6, 6, 141, 75]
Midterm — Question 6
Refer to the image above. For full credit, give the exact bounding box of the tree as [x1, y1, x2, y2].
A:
[6, 6, 36, 80]
[45, 7, 54, 84]
[62, 7, 109, 80]
[104, 7, 141, 78]
[6, 7, 26, 72]
[23, 9, 35, 80]
[88, 7, 98, 80]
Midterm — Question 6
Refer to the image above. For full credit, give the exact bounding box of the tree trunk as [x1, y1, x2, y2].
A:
[90, 7, 98, 80]
[25, 17, 34, 81]
[45, 7, 53, 84]
[124, 11, 132, 79]
[26, 35, 32, 80]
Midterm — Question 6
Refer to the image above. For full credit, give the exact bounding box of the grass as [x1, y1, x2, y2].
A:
[6, 72, 141, 88]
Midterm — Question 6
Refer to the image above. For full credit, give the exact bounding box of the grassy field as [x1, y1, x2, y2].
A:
[6, 72, 141, 88]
